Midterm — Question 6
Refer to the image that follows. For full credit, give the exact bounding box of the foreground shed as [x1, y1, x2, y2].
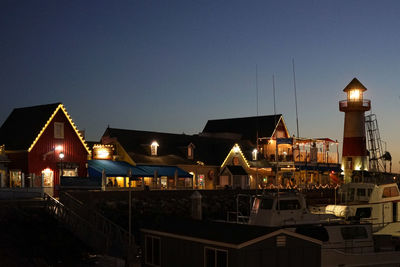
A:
[140, 217, 321, 267]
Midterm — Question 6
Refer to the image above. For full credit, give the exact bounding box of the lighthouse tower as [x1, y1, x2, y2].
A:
[339, 78, 371, 183]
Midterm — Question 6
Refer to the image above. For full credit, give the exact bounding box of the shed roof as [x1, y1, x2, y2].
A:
[140, 216, 322, 248]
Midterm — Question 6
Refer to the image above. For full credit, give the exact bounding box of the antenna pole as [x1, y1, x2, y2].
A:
[292, 58, 299, 138]
[256, 64, 259, 116]
[273, 75, 279, 210]
[273, 75, 276, 115]
[256, 64, 259, 188]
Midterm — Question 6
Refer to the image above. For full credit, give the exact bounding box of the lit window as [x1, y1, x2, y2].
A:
[204, 247, 228, 267]
[54, 122, 64, 139]
[188, 145, 194, 159]
[252, 149, 258, 160]
[145, 235, 160, 266]
[151, 141, 159, 156]
[42, 168, 54, 187]
[9, 170, 22, 187]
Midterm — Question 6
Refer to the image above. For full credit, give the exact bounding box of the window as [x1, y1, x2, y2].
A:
[62, 168, 78, 177]
[279, 199, 301, 210]
[188, 145, 194, 159]
[42, 168, 54, 187]
[151, 141, 159, 156]
[145, 235, 160, 266]
[346, 157, 352, 169]
[295, 226, 329, 242]
[260, 198, 274, 209]
[252, 149, 258, 160]
[357, 188, 366, 197]
[10, 170, 22, 187]
[204, 247, 227, 267]
[382, 187, 399, 198]
[341, 226, 368, 240]
[355, 207, 372, 218]
[54, 122, 64, 139]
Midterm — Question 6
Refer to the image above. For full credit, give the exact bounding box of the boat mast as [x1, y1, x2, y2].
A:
[292, 58, 300, 138]
[273, 74, 279, 211]
[256, 64, 259, 188]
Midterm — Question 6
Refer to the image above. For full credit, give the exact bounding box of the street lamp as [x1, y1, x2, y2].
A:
[59, 152, 64, 178]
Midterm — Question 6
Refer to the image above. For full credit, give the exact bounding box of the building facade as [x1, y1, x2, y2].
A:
[0, 103, 90, 195]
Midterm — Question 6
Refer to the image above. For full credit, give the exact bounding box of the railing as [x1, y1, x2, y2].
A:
[45, 193, 137, 262]
[44, 194, 109, 254]
[339, 99, 371, 111]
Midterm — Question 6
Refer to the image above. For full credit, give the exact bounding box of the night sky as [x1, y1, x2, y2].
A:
[1, 1, 400, 171]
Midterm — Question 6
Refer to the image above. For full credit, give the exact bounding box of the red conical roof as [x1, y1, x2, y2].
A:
[343, 78, 367, 92]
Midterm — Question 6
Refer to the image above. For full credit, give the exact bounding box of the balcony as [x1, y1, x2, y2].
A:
[339, 99, 371, 112]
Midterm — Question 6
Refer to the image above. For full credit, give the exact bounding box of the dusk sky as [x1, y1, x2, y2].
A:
[1, 1, 400, 171]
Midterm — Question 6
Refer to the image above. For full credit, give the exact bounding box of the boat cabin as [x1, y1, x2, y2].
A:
[338, 183, 400, 204]
[325, 183, 400, 231]
[249, 192, 336, 227]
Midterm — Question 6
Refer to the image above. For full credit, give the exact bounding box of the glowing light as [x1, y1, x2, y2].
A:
[55, 145, 63, 151]
[97, 149, 109, 158]
[151, 141, 159, 156]
[349, 89, 361, 101]
[59, 152, 65, 159]
[43, 168, 52, 174]
[93, 145, 113, 160]
[233, 145, 240, 153]
[252, 149, 258, 160]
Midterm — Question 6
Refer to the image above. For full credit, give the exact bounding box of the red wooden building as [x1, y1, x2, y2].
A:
[0, 103, 90, 195]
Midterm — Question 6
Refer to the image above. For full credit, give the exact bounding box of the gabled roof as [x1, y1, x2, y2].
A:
[140, 216, 322, 248]
[102, 128, 240, 166]
[202, 114, 283, 142]
[0, 103, 90, 153]
[343, 77, 367, 92]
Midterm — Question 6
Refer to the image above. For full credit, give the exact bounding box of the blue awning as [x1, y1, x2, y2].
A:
[88, 160, 148, 178]
[136, 165, 193, 178]
[88, 160, 193, 178]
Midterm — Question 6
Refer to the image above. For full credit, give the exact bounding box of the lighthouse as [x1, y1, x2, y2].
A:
[339, 78, 371, 183]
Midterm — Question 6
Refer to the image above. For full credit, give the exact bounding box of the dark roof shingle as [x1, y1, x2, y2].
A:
[202, 115, 282, 142]
[103, 128, 244, 166]
[0, 103, 61, 150]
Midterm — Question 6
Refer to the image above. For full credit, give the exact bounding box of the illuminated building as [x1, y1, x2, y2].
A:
[0, 103, 90, 195]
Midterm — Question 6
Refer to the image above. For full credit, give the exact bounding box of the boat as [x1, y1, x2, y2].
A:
[248, 191, 338, 226]
[315, 182, 400, 233]
[231, 190, 400, 266]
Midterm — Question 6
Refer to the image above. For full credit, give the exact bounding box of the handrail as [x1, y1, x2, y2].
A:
[46, 193, 137, 261]
[44, 193, 109, 254]
[61, 192, 129, 234]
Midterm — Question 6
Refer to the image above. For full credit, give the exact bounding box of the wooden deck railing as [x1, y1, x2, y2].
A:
[45, 193, 137, 262]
